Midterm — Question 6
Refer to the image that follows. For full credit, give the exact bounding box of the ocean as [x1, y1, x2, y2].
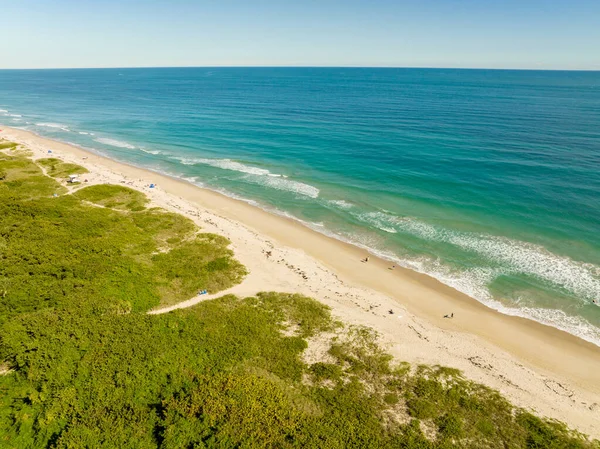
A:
[1, 67, 599, 345]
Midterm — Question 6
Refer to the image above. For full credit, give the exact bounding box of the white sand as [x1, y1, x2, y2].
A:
[2, 126, 599, 438]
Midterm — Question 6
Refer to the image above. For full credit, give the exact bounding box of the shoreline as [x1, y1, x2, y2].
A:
[5, 125, 600, 347]
[2, 125, 600, 437]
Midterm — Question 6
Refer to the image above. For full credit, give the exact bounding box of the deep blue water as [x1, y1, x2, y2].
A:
[1, 68, 599, 344]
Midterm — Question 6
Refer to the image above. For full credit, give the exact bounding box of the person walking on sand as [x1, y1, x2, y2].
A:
[362, 256, 370, 263]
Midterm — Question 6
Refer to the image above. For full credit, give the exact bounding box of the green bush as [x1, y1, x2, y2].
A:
[74, 184, 148, 211]
[310, 362, 343, 382]
[436, 413, 464, 439]
[0, 141, 17, 150]
[0, 154, 245, 319]
[383, 393, 399, 405]
[0, 154, 65, 199]
[36, 157, 89, 178]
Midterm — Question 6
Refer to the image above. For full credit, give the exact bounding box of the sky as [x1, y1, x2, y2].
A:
[1, 0, 599, 70]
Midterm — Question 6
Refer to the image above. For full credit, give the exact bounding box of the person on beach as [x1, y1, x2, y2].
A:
[389, 265, 396, 270]
[362, 256, 370, 263]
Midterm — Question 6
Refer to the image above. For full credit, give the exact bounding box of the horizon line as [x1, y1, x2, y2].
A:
[1, 65, 599, 72]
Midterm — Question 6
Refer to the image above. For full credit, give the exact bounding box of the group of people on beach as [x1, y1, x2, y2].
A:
[362, 254, 454, 319]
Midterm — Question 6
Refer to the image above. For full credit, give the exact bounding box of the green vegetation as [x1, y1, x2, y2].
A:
[0, 141, 17, 151]
[0, 151, 598, 448]
[0, 152, 66, 199]
[0, 151, 245, 319]
[73, 184, 149, 211]
[36, 157, 89, 179]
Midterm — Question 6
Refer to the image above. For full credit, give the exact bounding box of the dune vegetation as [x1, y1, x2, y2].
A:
[0, 146, 597, 448]
[36, 157, 89, 179]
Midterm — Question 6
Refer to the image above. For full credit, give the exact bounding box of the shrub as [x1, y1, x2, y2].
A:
[73, 184, 148, 211]
[310, 362, 343, 382]
[36, 157, 89, 178]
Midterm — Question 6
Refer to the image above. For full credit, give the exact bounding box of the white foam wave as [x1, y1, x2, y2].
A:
[328, 199, 354, 210]
[404, 256, 600, 346]
[94, 137, 136, 149]
[249, 175, 320, 198]
[36, 122, 70, 132]
[501, 304, 600, 346]
[8, 114, 22, 118]
[173, 157, 320, 198]
[176, 157, 271, 176]
[139, 147, 162, 155]
[78, 131, 90, 135]
[180, 176, 205, 188]
[36, 122, 65, 128]
[357, 211, 600, 303]
[359, 212, 403, 234]
[0, 109, 7, 113]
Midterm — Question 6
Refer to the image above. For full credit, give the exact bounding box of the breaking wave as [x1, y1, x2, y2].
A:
[356, 211, 600, 303]
[247, 174, 319, 198]
[172, 157, 320, 198]
[139, 147, 162, 155]
[327, 199, 354, 210]
[36, 122, 70, 132]
[175, 157, 271, 176]
[94, 137, 136, 149]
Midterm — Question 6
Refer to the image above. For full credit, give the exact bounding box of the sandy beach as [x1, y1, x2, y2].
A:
[2, 125, 599, 437]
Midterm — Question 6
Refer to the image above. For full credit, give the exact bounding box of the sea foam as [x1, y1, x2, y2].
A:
[173, 157, 320, 198]
[327, 199, 354, 210]
[94, 137, 136, 149]
[176, 157, 271, 176]
[249, 174, 320, 198]
[139, 147, 162, 155]
[36, 122, 70, 131]
[357, 211, 600, 303]
[405, 255, 600, 346]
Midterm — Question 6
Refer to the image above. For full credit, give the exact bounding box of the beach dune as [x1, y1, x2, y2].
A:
[2, 126, 600, 438]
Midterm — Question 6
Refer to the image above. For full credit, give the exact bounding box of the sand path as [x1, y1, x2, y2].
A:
[147, 284, 256, 315]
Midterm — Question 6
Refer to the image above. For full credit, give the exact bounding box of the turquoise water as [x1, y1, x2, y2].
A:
[1, 68, 599, 344]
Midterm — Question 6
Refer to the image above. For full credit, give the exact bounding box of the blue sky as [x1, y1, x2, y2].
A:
[1, 0, 599, 69]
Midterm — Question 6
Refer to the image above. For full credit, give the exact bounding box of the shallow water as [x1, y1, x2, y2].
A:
[1, 67, 599, 344]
